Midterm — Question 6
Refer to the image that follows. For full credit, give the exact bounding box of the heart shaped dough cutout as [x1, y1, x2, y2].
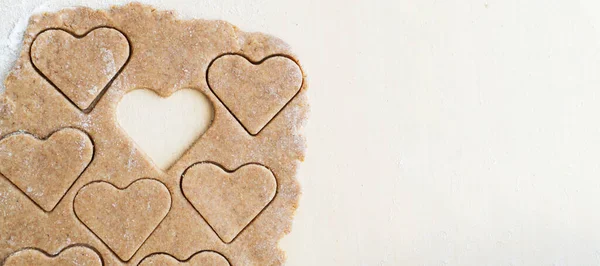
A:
[73, 179, 171, 261]
[31, 28, 129, 111]
[182, 163, 277, 243]
[117, 89, 214, 170]
[0, 128, 93, 212]
[3, 246, 102, 266]
[207, 55, 302, 135]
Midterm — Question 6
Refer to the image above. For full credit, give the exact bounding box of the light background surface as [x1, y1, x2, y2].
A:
[3, 0, 600, 265]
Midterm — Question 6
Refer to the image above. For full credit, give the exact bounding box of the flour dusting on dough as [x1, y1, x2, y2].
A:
[0, 3, 307, 265]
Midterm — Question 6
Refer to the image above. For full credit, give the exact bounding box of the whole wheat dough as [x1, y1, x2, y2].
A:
[0, 3, 307, 265]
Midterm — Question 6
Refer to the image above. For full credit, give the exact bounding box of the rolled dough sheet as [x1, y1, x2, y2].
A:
[0, 3, 307, 265]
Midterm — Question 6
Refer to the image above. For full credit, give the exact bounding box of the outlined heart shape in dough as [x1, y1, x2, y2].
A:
[138, 251, 230, 266]
[116, 89, 214, 170]
[181, 162, 277, 243]
[207, 54, 303, 135]
[0, 128, 93, 212]
[3, 246, 102, 266]
[31, 27, 130, 111]
[73, 179, 171, 261]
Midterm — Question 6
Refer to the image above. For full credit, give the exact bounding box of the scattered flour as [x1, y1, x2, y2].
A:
[100, 47, 116, 76]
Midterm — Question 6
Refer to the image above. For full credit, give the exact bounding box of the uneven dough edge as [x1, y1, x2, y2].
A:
[0, 3, 308, 266]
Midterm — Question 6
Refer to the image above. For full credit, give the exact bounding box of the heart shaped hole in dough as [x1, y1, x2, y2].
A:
[117, 89, 214, 170]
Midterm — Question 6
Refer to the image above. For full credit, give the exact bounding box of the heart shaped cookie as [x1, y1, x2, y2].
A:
[31, 28, 130, 111]
[73, 179, 171, 261]
[0, 128, 93, 212]
[181, 163, 277, 243]
[207, 55, 302, 135]
[138, 251, 230, 266]
[117, 89, 214, 170]
[3, 246, 102, 266]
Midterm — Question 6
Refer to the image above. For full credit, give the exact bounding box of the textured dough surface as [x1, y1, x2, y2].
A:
[182, 163, 277, 243]
[31, 27, 129, 110]
[73, 179, 172, 261]
[208, 55, 303, 135]
[3, 246, 102, 266]
[138, 251, 230, 266]
[0, 128, 93, 212]
[0, 3, 307, 266]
